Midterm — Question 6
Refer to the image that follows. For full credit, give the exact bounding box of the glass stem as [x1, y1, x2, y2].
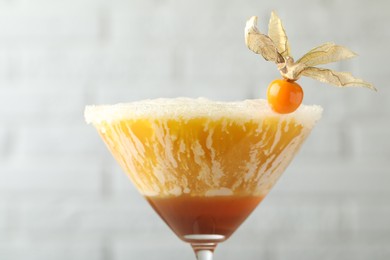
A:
[196, 250, 213, 260]
[187, 234, 222, 260]
[191, 242, 217, 260]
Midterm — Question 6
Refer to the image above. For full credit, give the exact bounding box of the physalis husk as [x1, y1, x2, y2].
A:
[245, 11, 376, 90]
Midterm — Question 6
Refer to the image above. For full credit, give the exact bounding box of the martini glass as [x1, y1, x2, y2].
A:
[85, 98, 322, 260]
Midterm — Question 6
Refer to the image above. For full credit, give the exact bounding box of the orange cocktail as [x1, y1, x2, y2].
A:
[85, 98, 321, 243]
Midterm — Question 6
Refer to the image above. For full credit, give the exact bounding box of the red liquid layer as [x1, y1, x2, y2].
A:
[146, 195, 264, 241]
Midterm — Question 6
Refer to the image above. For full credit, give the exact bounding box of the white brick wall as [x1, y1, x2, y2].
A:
[0, 157, 102, 193]
[0, 201, 7, 231]
[0, 0, 389, 259]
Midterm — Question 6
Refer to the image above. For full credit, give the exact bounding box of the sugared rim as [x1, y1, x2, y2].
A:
[85, 98, 322, 128]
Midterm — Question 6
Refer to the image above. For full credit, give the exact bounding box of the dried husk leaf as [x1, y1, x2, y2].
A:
[277, 57, 307, 80]
[300, 67, 376, 90]
[268, 11, 290, 57]
[245, 16, 283, 63]
[297, 42, 357, 66]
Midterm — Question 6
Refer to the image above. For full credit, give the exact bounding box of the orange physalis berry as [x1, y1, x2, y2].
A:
[246, 12, 375, 115]
[267, 79, 303, 114]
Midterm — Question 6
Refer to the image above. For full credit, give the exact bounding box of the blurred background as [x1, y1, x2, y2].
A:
[0, 0, 389, 259]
